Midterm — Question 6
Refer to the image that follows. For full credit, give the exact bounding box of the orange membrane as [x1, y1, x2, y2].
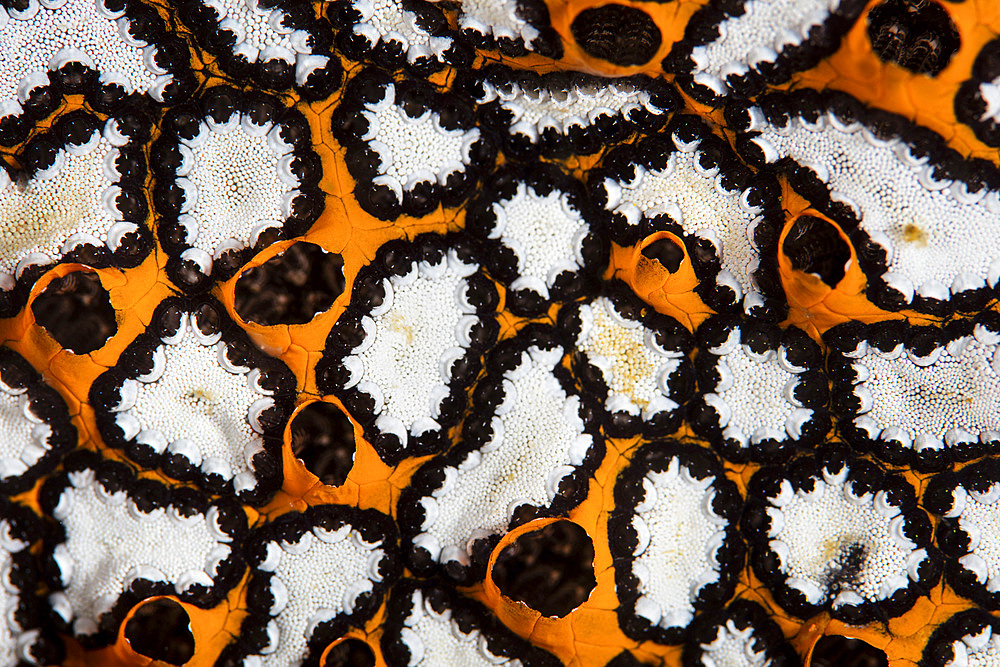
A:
[2, 0, 999, 665]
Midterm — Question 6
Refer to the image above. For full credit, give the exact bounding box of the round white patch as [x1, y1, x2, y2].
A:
[703, 327, 812, 447]
[0, 0, 163, 104]
[178, 118, 295, 256]
[361, 83, 480, 197]
[486, 181, 588, 298]
[110, 313, 272, 483]
[349, 251, 478, 443]
[766, 466, 924, 607]
[480, 78, 665, 141]
[0, 131, 119, 278]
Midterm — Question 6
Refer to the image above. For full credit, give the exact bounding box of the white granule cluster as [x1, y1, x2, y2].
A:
[767, 466, 924, 607]
[487, 181, 588, 298]
[689, 0, 839, 96]
[851, 331, 1000, 450]
[350, 252, 477, 447]
[1, 0, 164, 104]
[600, 144, 762, 303]
[256, 527, 384, 666]
[177, 117, 295, 256]
[52, 468, 229, 635]
[750, 108, 1000, 301]
[0, 130, 126, 280]
[418, 346, 592, 565]
[479, 78, 665, 141]
[631, 457, 728, 630]
[349, 0, 452, 64]
[703, 327, 812, 447]
[575, 297, 685, 418]
[361, 83, 480, 196]
[112, 312, 271, 485]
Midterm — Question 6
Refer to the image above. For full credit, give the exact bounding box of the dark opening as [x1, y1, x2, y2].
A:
[492, 520, 596, 617]
[570, 5, 662, 67]
[235, 243, 345, 326]
[641, 237, 684, 273]
[811, 636, 888, 667]
[324, 639, 376, 667]
[782, 215, 851, 287]
[32, 272, 116, 354]
[124, 598, 195, 666]
[290, 401, 356, 487]
[867, 0, 960, 76]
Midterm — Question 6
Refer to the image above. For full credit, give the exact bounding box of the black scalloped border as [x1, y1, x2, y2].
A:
[0, 347, 77, 496]
[742, 449, 940, 624]
[89, 296, 295, 502]
[36, 449, 249, 649]
[955, 37, 1000, 149]
[330, 67, 497, 221]
[925, 456, 1000, 611]
[727, 88, 1000, 316]
[919, 607, 1000, 667]
[610, 439, 744, 645]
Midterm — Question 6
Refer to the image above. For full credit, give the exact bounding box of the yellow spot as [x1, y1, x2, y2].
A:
[902, 224, 928, 246]
[186, 388, 217, 415]
[589, 308, 653, 408]
[821, 537, 846, 563]
[385, 311, 413, 346]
